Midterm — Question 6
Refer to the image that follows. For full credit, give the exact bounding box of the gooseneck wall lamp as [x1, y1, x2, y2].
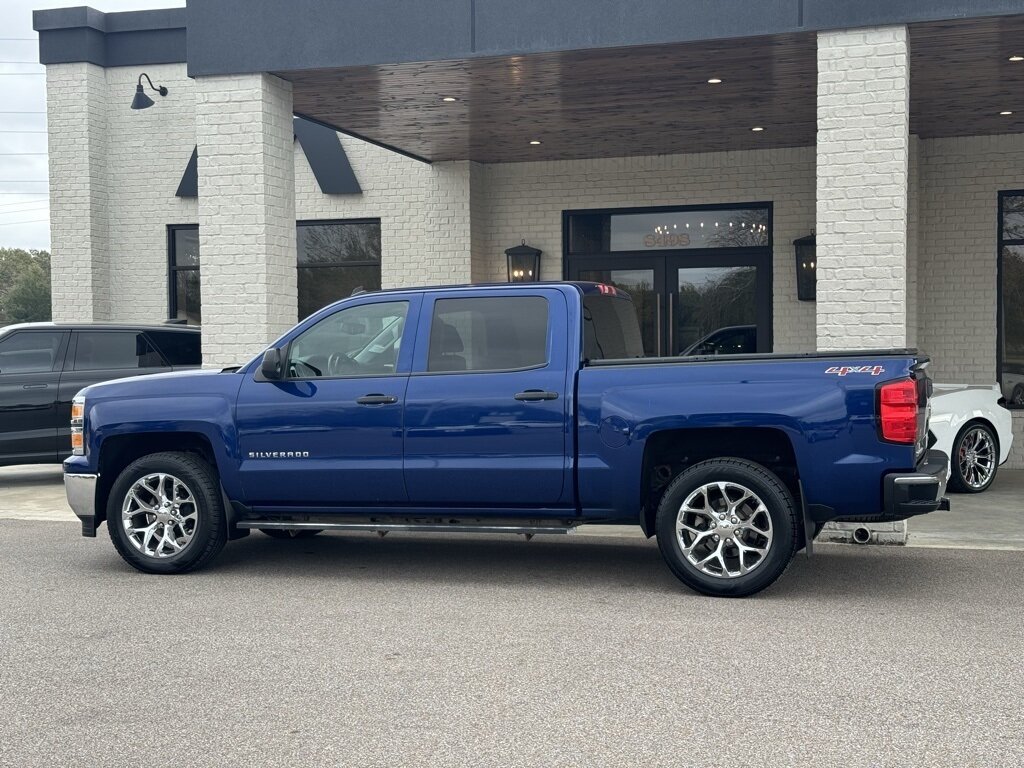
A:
[131, 73, 168, 110]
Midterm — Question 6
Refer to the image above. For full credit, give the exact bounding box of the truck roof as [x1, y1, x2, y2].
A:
[0, 322, 201, 334]
[347, 280, 627, 298]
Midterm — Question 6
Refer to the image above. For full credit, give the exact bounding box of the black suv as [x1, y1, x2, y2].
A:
[0, 323, 201, 466]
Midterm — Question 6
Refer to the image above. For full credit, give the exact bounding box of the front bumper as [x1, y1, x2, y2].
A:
[881, 449, 950, 520]
[65, 473, 99, 537]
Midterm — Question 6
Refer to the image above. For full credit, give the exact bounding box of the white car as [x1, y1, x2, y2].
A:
[930, 383, 1014, 493]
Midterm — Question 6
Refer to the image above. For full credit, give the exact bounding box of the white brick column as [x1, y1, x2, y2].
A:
[816, 27, 911, 546]
[46, 63, 109, 322]
[816, 26, 910, 350]
[195, 73, 296, 368]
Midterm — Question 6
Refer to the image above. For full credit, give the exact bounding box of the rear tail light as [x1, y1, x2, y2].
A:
[878, 378, 918, 444]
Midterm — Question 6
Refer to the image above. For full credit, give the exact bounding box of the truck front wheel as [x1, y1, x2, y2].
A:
[106, 451, 228, 574]
[655, 458, 799, 597]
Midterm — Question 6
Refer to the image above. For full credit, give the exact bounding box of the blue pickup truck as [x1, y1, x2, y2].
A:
[64, 282, 949, 596]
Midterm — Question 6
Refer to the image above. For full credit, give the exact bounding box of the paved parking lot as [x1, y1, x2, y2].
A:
[1, 529, 1023, 765]
[1, 466, 1023, 767]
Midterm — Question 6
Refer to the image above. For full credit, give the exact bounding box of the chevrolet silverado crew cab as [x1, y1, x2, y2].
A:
[64, 283, 949, 597]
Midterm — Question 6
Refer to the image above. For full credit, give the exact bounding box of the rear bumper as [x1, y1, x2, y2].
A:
[881, 449, 950, 520]
[65, 472, 99, 537]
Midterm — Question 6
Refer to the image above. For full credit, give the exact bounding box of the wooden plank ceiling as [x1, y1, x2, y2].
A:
[281, 15, 1024, 164]
[909, 15, 1024, 139]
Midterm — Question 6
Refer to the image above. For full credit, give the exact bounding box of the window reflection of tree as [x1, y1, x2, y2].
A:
[299, 223, 381, 265]
[1004, 246, 1024, 367]
[677, 268, 756, 345]
[704, 210, 770, 248]
[1004, 196, 1024, 240]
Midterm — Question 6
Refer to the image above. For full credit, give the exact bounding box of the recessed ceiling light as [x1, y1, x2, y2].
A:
[440, 96, 458, 102]
[529, 140, 542, 145]
[751, 126, 764, 132]
[1000, 110, 1014, 115]
[1009, 55, 1024, 62]
[707, 78, 722, 84]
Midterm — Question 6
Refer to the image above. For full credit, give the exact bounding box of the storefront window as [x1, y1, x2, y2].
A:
[167, 220, 383, 325]
[169, 225, 200, 325]
[568, 206, 769, 254]
[297, 220, 382, 319]
[1000, 192, 1024, 407]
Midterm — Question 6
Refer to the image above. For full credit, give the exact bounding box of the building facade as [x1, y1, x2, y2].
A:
[34, 1, 1024, 465]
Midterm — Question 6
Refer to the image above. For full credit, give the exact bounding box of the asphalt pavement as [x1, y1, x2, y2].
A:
[1, 518, 1022, 767]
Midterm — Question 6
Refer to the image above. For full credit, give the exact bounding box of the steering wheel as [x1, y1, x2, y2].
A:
[327, 353, 358, 376]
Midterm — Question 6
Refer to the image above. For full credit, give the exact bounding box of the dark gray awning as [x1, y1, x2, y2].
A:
[175, 116, 361, 198]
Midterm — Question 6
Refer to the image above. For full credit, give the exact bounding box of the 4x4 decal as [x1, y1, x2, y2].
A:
[825, 365, 886, 376]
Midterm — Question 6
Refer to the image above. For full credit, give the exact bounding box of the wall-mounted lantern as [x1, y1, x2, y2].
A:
[506, 240, 542, 283]
[794, 231, 816, 301]
[130, 73, 168, 110]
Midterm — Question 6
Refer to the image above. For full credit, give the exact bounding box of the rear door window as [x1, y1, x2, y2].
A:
[0, 331, 66, 374]
[426, 296, 549, 372]
[72, 331, 167, 371]
[147, 330, 201, 367]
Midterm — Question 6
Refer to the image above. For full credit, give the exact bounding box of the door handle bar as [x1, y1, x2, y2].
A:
[668, 291, 675, 356]
[655, 293, 662, 356]
[356, 394, 399, 405]
[514, 390, 559, 401]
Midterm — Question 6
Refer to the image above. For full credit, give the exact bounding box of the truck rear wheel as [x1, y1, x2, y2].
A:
[106, 451, 227, 574]
[655, 458, 799, 597]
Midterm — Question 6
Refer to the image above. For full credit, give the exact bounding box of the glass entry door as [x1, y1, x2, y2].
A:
[669, 253, 771, 356]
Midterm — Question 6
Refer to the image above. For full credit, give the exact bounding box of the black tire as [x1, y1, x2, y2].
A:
[655, 458, 799, 597]
[948, 421, 999, 494]
[1011, 385, 1024, 408]
[259, 528, 323, 539]
[106, 451, 227, 574]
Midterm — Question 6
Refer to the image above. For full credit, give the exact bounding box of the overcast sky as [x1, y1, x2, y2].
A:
[0, 0, 185, 251]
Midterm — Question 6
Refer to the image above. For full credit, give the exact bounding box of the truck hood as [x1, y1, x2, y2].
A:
[77, 368, 231, 400]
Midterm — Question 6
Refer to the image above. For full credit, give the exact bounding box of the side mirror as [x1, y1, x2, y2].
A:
[260, 347, 284, 380]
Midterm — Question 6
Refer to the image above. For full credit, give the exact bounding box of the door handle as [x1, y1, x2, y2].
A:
[22, 384, 48, 390]
[514, 390, 559, 402]
[356, 394, 399, 405]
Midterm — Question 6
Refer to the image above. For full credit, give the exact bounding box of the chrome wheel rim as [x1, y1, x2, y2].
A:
[675, 481, 773, 579]
[122, 473, 198, 558]
[958, 427, 996, 489]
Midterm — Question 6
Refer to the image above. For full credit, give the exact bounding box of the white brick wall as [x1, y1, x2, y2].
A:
[46, 63, 110, 322]
[196, 73, 296, 368]
[917, 133, 1024, 383]
[816, 26, 910, 350]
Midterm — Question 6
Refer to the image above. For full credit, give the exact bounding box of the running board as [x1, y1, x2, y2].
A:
[237, 520, 576, 536]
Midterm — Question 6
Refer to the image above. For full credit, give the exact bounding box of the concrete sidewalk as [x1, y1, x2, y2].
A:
[1, 463, 1021, 549]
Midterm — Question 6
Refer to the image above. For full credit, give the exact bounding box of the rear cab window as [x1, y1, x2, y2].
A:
[582, 293, 645, 361]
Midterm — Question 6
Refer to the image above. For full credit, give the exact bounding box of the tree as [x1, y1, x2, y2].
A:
[0, 248, 52, 324]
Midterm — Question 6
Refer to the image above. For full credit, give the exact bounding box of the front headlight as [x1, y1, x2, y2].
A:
[71, 394, 85, 456]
